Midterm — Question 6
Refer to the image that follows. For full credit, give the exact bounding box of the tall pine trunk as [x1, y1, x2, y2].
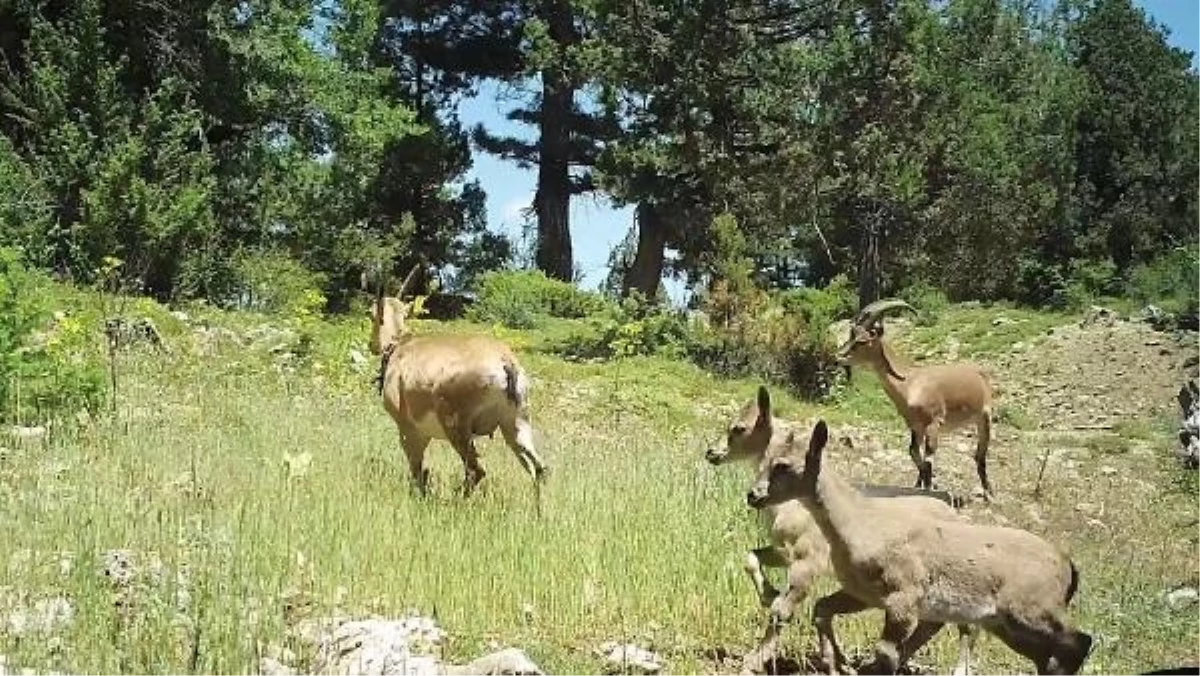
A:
[534, 0, 575, 282]
[857, 206, 882, 307]
[624, 202, 668, 298]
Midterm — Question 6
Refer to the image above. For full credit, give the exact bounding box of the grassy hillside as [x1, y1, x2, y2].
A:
[0, 290, 1196, 674]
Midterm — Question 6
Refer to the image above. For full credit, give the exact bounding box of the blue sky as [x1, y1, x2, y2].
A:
[456, 1, 1199, 292]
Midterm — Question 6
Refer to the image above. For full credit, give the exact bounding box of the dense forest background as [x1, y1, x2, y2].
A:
[0, 0, 1195, 314]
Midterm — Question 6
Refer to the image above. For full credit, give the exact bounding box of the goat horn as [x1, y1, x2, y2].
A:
[397, 262, 422, 300]
[374, 265, 385, 317]
[855, 298, 918, 327]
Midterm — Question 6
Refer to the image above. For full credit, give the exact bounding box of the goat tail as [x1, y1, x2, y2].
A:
[503, 360, 525, 407]
[1065, 558, 1081, 605]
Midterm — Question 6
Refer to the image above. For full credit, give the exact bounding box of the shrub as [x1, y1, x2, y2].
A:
[1062, 258, 1121, 309]
[0, 247, 105, 422]
[1015, 257, 1068, 309]
[690, 275, 846, 400]
[897, 280, 950, 325]
[554, 293, 693, 360]
[228, 249, 329, 314]
[1128, 245, 1199, 325]
[467, 269, 609, 328]
[778, 274, 856, 326]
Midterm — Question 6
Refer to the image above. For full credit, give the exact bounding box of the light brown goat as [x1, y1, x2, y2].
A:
[840, 299, 994, 496]
[368, 267, 547, 494]
[747, 420, 1092, 675]
[707, 386, 976, 674]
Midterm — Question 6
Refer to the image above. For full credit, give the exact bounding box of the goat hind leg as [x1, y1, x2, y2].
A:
[446, 430, 486, 494]
[501, 415, 548, 482]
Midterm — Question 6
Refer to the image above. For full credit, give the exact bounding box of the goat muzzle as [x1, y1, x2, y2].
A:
[746, 486, 769, 508]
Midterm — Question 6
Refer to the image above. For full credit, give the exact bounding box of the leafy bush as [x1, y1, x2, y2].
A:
[1015, 257, 1068, 309]
[897, 279, 950, 325]
[778, 274, 856, 326]
[0, 247, 105, 422]
[227, 250, 329, 314]
[1128, 245, 1199, 323]
[1062, 258, 1121, 309]
[554, 293, 694, 360]
[690, 273, 846, 400]
[467, 269, 609, 328]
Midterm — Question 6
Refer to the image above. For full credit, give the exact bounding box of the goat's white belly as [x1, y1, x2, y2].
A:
[919, 581, 996, 623]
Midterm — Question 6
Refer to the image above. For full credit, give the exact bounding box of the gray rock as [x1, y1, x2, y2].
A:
[1166, 587, 1199, 610]
[595, 642, 663, 674]
[296, 615, 541, 676]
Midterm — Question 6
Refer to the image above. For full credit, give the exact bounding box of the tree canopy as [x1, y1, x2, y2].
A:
[0, 0, 1194, 310]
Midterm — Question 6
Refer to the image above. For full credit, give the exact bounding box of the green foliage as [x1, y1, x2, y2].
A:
[898, 280, 951, 325]
[778, 274, 857, 327]
[691, 273, 846, 400]
[554, 293, 694, 361]
[1127, 245, 1200, 320]
[0, 248, 104, 422]
[467, 270, 609, 329]
[1016, 257, 1069, 309]
[1063, 258, 1122, 309]
[228, 250, 330, 315]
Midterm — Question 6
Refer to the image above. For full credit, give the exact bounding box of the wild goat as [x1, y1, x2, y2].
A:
[706, 386, 976, 674]
[747, 420, 1092, 675]
[367, 266, 547, 495]
[840, 299, 994, 497]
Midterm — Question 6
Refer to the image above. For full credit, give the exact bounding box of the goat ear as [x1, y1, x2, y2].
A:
[757, 385, 771, 419]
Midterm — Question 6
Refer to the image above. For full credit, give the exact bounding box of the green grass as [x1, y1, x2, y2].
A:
[0, 295, 1195, 674]
[899, 302, 1077, 358]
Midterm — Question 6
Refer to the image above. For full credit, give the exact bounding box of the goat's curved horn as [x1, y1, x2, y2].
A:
[374, 265, 385, 318]
[854, 298, 918, 327]
[397, 262, 422, 300]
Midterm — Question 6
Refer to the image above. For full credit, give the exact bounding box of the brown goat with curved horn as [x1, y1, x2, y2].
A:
[840, 298, 995, 498]
[368, 261, 547, 496]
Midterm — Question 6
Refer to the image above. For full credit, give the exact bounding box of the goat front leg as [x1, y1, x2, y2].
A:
[907, 429, 927, 490]
[919, 420, 941, 490]
[812, 589, 869, 675]
[951, 624, 978, 676]
[897, 620, 944, 668]
[744, 546, 788, 608]
[744, 559, 821, 674]
[862, 597, 920, 675]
